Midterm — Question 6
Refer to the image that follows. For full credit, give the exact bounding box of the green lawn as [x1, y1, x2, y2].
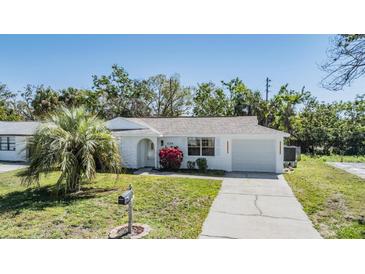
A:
[0, 170, 221, 239]
[304, 154, 365, 163]
[284, 157, 365, 239]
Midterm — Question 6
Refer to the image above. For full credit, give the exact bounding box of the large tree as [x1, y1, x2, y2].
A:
[148, 74, 192, 117]
[24, 107, 122, 193]
[322, 34, 365, 91]
[0, 83, 21, 121]
[270, 85, 311, 137]
[15, 85, 60, 119]
[222, 78, 272, 125]
[222, 78, 265, 117]
[148, 74, 166, 116]
[16, 85, 37, 120]
[342, 94, 365, 154]
[193, 82, 228, 116]
[59, 87, 91, 108]
[92, 64, 155, 118]
[291, 94, 364, 155]
[293, 99, 344, 154]
[32, 85, 60, 117]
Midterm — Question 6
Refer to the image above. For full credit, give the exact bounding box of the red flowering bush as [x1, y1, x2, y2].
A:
[159, 146, 184, 170]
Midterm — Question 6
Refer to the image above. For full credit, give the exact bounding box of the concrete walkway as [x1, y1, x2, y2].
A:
[134, 169, 321, 239]
[0, 162, 28, 173]
[133, 168, 224, 180]
[327, 162, 365, 180]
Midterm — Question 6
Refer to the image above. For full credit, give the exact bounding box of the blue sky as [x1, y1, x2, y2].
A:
[0, 35, 364, 102]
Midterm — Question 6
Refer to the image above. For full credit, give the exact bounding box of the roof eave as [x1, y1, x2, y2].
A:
[0, 134, 34, 136]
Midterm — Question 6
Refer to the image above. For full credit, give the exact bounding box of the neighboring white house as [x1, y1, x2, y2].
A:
[0, 116, 289, 173]
[0, 121, 39, 162]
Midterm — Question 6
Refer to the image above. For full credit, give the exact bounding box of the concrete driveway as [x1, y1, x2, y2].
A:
[327, 162, 365, 179]
[199, 173, 321, 239]
[0, 162, 28, 173]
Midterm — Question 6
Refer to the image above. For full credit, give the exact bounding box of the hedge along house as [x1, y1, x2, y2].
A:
[0, 116, 289, 173]
[107, 116, 289, 173]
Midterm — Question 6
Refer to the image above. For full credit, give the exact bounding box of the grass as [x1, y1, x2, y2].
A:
[0, 169, 221, 239]
[303, 154, 365, 163]
[284, 157, 365, 239]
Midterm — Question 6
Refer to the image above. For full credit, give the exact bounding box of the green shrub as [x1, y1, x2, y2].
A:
[187, 161, 196, 169]
[196, 158, 208, 172]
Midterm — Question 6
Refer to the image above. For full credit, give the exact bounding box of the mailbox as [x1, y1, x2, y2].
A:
[117, 185, 134, 235]
[118, 189, 133, 205]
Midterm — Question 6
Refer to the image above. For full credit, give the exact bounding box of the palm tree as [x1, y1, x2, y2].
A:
[23, 107, 122, 193]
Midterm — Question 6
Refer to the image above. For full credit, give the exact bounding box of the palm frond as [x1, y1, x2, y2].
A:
[23, 106, 122, 193]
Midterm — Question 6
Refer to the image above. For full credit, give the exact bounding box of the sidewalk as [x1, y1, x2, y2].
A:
[327, 162, 365, 180]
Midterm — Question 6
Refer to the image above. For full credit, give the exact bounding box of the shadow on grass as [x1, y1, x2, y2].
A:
[0, 184, 118, 215]
[14, 169, 30, 177]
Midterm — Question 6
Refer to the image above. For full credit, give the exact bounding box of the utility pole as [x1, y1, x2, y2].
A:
[265, 77, 271, 102]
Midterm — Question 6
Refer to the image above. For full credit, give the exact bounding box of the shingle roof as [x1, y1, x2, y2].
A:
[111, 128, 161, 137]
[0, 116, 289, 137]
[0, 121, 41, 136]
[119, 116, 289, 136]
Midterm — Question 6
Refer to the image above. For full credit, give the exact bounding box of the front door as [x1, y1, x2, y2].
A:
[137, 138, 155, 168]
[146, 141, 155, 167]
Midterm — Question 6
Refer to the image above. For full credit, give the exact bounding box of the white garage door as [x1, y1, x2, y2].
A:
[232, 139, 276, 172]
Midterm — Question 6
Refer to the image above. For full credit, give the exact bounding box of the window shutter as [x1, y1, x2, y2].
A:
[215, 137, 220, 156]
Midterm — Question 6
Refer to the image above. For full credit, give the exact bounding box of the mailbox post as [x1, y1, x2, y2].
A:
[118, 185, 134, 234]
[128, 190, 133, 234]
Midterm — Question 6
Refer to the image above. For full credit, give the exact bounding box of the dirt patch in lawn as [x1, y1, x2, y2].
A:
[315, 194, 348, 238]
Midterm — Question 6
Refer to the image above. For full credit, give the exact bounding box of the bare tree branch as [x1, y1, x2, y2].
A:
[321, 35, 365, 91]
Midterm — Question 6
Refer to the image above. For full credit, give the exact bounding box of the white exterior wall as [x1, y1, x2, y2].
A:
[0, 132, 285, 173]
[275, 137, 284, 173]
[119, 136, 157, 169]
[118, 134, 285, 173]
[157, 136, 232, 171]
[0, 136, 28, 162]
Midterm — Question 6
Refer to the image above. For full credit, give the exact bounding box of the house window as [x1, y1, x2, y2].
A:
[160, 140, 164, 147]
[188, 137, 201, 156]
[202, 138, 215, 156]
[188, 137, 215, 156]
[0, 136, 16, 151]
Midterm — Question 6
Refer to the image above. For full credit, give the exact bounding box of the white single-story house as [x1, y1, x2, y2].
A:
[0, 121, 40, 162]
[0, 116, 289, 173]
